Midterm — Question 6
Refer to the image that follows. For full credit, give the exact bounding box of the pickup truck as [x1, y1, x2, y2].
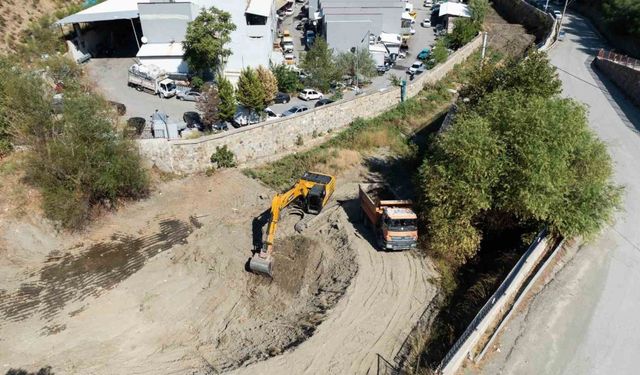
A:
[359, 183, 418, 251]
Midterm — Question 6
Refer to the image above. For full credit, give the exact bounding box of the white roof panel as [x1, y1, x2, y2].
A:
[439, 3, 470, 18]
[57, 0, 150, 25]
[137, 42, 184, 57]
[246, 0, 272, 17]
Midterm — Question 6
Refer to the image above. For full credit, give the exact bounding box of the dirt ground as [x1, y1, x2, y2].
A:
[484, 5, 537, 57]
[0, 163, 437, 374]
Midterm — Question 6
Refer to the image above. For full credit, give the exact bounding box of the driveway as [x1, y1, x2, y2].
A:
[468, 12, 640, 375]
[84, 58, 196, 122]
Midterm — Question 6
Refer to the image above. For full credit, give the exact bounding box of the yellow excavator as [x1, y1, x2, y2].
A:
[249, 171, 336, 276]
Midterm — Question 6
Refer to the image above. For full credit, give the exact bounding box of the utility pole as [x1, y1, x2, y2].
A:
[480, 32, 488, 66]
[559, 0, 573, 33]
[544, 0, 550, 12]
[354, 30, 370, 92]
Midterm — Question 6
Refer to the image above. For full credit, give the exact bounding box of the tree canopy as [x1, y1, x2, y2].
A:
[335, 49, 377, 85]
[236, 67, 266, 112]
[301, 37, 341, 92]
[217, 76, 236, 122]
[183, 7, 236, 76]
[419, 51, 620, 266]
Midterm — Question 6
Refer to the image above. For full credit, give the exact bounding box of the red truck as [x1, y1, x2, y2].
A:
[359, 183, 418, 251]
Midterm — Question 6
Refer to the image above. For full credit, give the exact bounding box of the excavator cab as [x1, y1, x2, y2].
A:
[249, 171, 335, 276]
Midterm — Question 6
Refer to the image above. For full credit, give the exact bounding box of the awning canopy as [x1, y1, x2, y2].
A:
[136, 42, 184, 57]
[57, 0, 150, 25]
[246, 0, 273, 17]
[439, 3, 471, 18]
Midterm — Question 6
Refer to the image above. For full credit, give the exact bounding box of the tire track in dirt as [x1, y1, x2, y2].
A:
[229, 210, 437, 375]
[0, 218, 196, 325]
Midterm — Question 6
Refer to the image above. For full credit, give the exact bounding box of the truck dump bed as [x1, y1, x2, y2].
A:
[359, 183, 413, 226]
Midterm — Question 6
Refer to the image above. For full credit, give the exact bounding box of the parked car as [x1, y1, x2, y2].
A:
[407, 61, 425, 75]
[177, 90, 202, 102]
[281, 105, 309, 117]
[410, 27, 416, 35]
[421, 18, 431, 27]
[298, 88, 323, 101]
[315, 98, 334, 108]
[417, 48, 431, 60]
[183, 111, 204, 130]
[424, 0, 433, 7]
[265, 107, 281, 121]
[274, 92, 291, 103]
[284, 52, 296, 65]
[553, 10, 562, 18]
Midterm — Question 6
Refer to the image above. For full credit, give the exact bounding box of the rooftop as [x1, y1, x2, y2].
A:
[439, 2, 471, 18]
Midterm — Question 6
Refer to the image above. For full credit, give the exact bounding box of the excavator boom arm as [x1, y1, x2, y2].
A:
[262, 183, 307, 256]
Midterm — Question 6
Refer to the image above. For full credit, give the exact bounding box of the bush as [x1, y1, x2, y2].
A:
[127, 117, 146, 135]
[4, 61, 149, 229]
[191, 76, 204, 91]
[271, 64, 303, 93]
[295, 134, 304, 146]
[210, 145, 237, 168]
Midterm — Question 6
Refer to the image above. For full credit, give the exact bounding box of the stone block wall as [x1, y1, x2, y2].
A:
[138, 35, 483, 174]
[595, 57, 640, 107]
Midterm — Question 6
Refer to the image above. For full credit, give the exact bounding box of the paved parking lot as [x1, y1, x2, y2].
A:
[85, 57, 196, 123]
[87, 1, 439, 127]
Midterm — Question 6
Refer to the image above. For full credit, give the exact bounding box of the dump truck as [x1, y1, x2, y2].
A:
[127, 63, 177, 98]
[250, 172, 336, 276]
[359, 183, 418, 250]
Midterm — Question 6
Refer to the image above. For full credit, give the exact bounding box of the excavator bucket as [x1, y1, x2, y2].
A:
[249, 254, 273, 276]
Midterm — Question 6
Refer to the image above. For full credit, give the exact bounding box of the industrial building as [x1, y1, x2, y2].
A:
[438, 2, 471, 33]
[308, 0, 404, 53]
[58, 0, 283, 83]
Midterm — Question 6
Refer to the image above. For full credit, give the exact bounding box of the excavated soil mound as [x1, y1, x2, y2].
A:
[209, 208, 358, 371]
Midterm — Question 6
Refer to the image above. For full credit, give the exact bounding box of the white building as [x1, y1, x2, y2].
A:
[58, 0, 279, 83]
[438, 3, 471, 33]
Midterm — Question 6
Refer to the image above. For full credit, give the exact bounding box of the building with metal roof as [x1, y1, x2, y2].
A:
[58, 0, 279, 83]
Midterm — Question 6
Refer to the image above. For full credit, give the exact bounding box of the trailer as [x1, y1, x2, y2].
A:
[359, 183, 418, 251]
[128, 64, 177, 99]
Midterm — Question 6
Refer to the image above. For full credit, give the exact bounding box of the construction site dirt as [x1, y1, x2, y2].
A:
[0, 167, 437, 374]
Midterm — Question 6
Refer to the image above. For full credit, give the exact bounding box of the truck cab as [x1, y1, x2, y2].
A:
[380, 207, 418, 250]
[158, 78, 177, 98]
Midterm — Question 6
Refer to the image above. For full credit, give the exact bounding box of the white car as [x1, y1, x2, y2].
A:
[410, 27, 416, 35]
[407, 61, 425, 75]
[421, 19, 431, 27]
[553, 10, 562, 18]
[298, 89, 323, 101]
[424, 0, 433, 7]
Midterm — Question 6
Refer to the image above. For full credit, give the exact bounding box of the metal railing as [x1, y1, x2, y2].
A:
[437, 227, 548, 371]
[598, 49, 640, 71]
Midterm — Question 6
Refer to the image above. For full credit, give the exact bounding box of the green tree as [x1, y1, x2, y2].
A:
[256, 65, 278, 104]
[301, 37, 341, 92]
[236, 67, 266, 113]
[420, 90, 620, 266]
[271, 64, 302, 93]
[469, 0, 489, 25]
[448, 18, 479, 50]
[335, 49, 377, 85]
[460, 50, 562, 106]
[430, 38, 449, 64]
[603, 0, 640, 37]
[183, 7, 236, 76]
[217, 76, 236, 122]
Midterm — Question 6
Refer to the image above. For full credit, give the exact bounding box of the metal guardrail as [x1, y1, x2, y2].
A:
[437, 227, 548, 371]
[598, 49, 640, 71]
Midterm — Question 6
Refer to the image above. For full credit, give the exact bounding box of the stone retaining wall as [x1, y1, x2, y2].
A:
[595, 57, 640, 107]
[138, 35, 483, 174]
[492, 0, 555, 44]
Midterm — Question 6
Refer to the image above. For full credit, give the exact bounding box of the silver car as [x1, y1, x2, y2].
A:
[176, 90, 202, 102]
[281, 105, 309, 117]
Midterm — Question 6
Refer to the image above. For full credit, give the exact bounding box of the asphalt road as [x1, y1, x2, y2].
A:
[469, 12, 640, 375]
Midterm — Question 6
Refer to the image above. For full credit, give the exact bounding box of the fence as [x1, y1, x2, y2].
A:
[437, 228, 549, 374]
[377, 353, 405, 375]
[598, 49, 640, 71]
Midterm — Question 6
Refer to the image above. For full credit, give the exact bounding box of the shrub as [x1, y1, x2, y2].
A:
[191, 76, 204, 91]
[295, 134, 304, 146]
[210, 145, 237, 168]
[271, 64, 303, 93]
[4, 62, 149, 229]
